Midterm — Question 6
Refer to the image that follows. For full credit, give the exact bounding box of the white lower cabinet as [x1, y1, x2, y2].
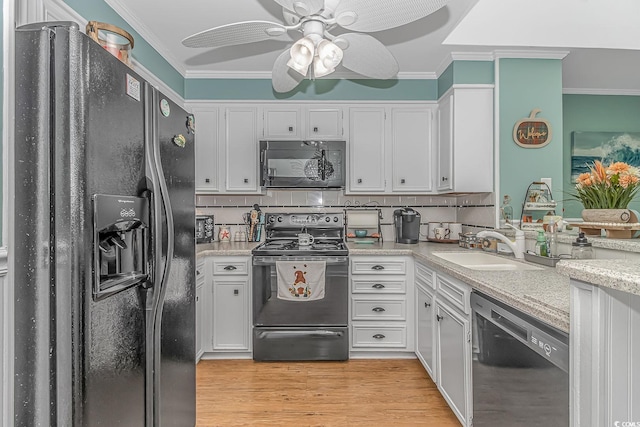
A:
[199, 256, 252, 356]
[570, 279, 640, 426]
[350, 256, 414, 353]
[415, 259, 472, 426]
[196, 259, 206, 361]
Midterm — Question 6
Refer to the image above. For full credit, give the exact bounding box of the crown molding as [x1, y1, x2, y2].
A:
[494, 49, 569, 60]
[450, 52, 496, 61]
[563, 87, 640, 96]
[105, 0, 187, 76]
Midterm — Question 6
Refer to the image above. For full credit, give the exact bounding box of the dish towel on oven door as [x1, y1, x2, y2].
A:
[276, 260, 326, 301]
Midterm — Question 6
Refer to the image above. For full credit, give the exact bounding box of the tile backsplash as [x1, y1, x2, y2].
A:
[196, 190, 495, 242]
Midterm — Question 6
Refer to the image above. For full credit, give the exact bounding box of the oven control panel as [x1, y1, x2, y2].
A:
[266, 213, 344, 228]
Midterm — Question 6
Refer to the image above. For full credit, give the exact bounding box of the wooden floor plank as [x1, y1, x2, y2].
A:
[196, 359, 460, 426]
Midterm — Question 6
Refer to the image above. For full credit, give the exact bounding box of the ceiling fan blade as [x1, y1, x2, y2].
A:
[272, 0, 324, 16]
[272, 50, 304, 93]
[334, 0, 448, 32]
[337, 33, 398, 79]
[182, 21, 289, 48]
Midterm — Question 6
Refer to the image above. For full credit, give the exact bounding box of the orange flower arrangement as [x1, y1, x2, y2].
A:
[574, 161, 640, 209]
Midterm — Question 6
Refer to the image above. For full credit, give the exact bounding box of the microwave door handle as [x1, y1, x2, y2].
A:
[321, 149, 326, 181]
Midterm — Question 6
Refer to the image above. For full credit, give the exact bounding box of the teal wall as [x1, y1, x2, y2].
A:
[562, 94, 640, 218]
[498, 58, 564, 220]
[185, 78, 438, 101]
[63, 0, 184, 96]
[437, 60, 494, 98]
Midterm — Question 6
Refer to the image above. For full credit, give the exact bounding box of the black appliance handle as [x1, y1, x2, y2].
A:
[143, 84, 175, 427]
[320, 149, 326, 181]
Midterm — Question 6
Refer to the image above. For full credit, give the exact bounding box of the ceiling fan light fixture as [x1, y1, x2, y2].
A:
[287, 36, 316, 76]
[316, 39, 343, 69]
[312, 56, 335, 78]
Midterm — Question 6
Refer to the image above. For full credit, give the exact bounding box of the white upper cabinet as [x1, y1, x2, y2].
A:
[192, 107, 219, 193]
[261, 106, 343, 140]
[437, 86, 494, 193]
[262, 107, 301, 139]
[349, 107, 386, 193]
[306, 107, 343, 140]
[391, 107, 433, 193]
[224, 106, 259, 193]
[347, 104, 435, 194]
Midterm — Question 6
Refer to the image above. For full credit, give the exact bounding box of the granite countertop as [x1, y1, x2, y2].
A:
[348, 241, 571, 333]
[556, 259, 640, 296]
[199, 240, 571, 332]
[197, 241, 259, 258]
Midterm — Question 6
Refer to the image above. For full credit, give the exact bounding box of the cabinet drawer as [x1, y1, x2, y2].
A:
[436, 274, 471, 314]
[415, 261, 435, 290]
[351, 259, 406, 275]
[212, 258, 249, 275]
[352, 325, 407, 348]
[351, 278, 406, 294]
[352, 298, 406, 321]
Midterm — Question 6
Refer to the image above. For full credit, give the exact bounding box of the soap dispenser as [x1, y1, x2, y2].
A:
[571, 232, 593, 259]
[535, 230, 548, 257]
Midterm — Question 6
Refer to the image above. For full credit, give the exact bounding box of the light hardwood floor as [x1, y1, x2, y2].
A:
[196, 359, 460, 426]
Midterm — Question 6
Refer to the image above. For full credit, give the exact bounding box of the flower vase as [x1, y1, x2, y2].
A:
[581, 208, 632, 223]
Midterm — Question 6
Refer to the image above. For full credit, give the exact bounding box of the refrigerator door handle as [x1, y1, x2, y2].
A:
[143, 85, 176, 427]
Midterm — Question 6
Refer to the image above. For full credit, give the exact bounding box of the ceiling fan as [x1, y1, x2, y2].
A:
[182, 0, 449, 93]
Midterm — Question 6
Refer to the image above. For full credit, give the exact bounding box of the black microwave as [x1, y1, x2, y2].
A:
[260, 140, 345, 189]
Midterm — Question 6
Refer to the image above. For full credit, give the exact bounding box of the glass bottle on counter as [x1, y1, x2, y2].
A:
[571, 232, 593, 259]
[546, 218, 558, 257]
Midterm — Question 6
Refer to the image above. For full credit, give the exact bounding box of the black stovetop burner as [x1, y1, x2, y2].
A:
[252, 238, 347, 256]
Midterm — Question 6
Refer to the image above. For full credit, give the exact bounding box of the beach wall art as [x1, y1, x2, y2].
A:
[571, 131, 640, 181]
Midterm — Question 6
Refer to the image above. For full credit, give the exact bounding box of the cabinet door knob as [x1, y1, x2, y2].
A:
[372, 334, 386, 340]
[233, 289, 239, 296]
[288, 126, 293, 132]
[223, 265, 237, 271]
[441, 177, 448, 182]
[196, 296, 199, 302]
[357, 178, 363, 184]
[372, 283, 385, 289]
[400, 178, 405, 184]
[372, 307, 386, 313]
[424, 302, 431, 308]
[436, 314, 444, 321]
[196, 270, 201, 275]
[371, 265, 385, 270]
[243, 178, 249, 184]
[313, 126, 318, 133]
[205, 178, 210, 183]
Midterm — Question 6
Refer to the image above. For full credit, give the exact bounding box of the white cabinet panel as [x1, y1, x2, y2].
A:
[391, 107, 433, 192]
[193, 108, 219, 192]
[436, 298, 471, 426]
[263, 107, 301, 139]
[348, 107, 386, 192]
[437, 87, 493, 193]
[416, 284, 436, 382]
[306, 108, 343, 139]
[212, 277, 250, 350]
[224, 107, 258, 192]
[352, 325, 407, 348]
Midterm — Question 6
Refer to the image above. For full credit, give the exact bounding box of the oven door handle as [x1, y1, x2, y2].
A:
[258, 330, 343, 338]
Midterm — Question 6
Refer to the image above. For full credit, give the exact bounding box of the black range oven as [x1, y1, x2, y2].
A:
[251, 213, 349, 361]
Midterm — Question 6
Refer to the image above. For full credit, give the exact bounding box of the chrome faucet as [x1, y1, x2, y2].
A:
[476, 224, 525, 259]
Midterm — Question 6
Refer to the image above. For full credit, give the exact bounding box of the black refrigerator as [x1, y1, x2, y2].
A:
[14, 22, 196, 426]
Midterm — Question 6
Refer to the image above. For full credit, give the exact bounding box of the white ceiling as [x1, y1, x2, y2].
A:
[106, 0, 640, 93]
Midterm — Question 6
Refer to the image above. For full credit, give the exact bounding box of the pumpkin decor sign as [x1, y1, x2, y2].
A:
[513, 108, 552, 148]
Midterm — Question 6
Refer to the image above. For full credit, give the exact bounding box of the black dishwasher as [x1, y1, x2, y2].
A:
[471, 292, 569, 427]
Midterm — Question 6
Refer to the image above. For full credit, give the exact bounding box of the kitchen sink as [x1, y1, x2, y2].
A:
[432, 252, 543, 271]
